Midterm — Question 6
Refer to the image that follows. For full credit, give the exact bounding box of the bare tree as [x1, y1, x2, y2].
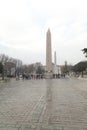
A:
[0, 54, 9, 63]
[0, 54, 22, 79]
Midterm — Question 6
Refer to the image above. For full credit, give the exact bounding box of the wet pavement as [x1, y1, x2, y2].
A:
[0, 78, 87, 130]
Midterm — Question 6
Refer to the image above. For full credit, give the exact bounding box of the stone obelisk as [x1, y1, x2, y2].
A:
[53, 51, 58, 76]
[54, 51, 56, 65]
[45, 29, 53, 78]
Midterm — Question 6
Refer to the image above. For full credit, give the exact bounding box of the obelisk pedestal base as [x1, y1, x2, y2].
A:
[44, 72, 53, 79]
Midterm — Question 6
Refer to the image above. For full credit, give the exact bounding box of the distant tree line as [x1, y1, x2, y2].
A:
[61, 48, 87, 77]
[0, 53, 45, 80]
[0, 53, 22, 79]
[73, 61, 87, 77]
[0, 48, 87, 79]
[21, 64, 45, 74]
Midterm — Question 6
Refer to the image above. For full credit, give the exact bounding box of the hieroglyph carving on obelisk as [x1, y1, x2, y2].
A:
[46, 29, 52, 72]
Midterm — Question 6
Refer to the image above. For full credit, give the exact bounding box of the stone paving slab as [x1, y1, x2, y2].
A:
[1, 126, 87, 130]
[0, 79, 87, 130]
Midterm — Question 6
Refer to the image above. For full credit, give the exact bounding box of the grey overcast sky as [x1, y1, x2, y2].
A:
[0, 0, 87, 65]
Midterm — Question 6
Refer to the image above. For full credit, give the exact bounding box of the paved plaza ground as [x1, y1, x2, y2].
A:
[0, 77, 87, 130]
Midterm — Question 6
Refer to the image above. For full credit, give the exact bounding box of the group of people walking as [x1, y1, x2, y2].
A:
[20, 73, 43, 80]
